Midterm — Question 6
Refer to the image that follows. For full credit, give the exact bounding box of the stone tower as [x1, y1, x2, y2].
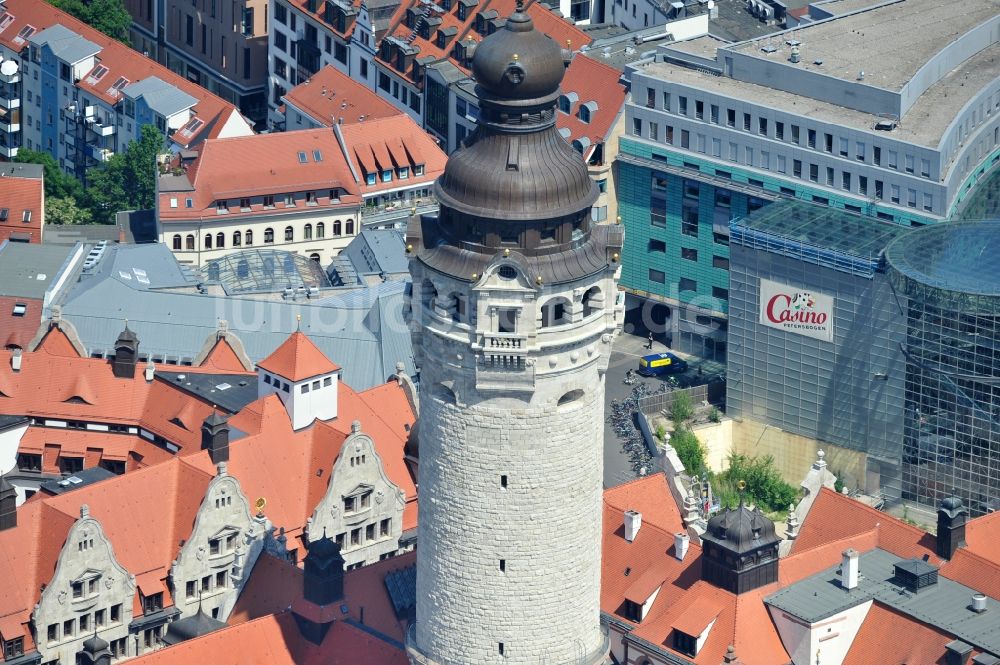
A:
[405, 4, 623, 663]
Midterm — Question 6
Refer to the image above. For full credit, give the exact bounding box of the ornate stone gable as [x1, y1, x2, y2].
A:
[306, 421, 406, 568]
[33, 505, 136, 665]
[169, 463, 266, 622]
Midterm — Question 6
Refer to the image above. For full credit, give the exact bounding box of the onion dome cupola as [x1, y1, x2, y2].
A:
[700, 486, 780, 595]
[409, 0, 621, 283]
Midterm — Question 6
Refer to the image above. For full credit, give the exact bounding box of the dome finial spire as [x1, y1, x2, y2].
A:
[515, 0, 524, 11]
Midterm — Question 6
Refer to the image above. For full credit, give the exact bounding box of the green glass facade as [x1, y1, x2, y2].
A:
[617, 136, 940, 359]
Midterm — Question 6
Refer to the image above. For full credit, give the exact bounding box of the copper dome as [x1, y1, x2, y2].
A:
[471, 7, 567, 101]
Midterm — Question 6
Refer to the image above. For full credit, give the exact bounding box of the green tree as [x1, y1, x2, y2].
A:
[15, 149, 85, 201]
[671, 427, 705, 476]
[718, 453, 797, 513]
[670, 391, 694, 426]
[46, 196, 94, 225]
[86, 125, 164, 222]
[47, 0, 132, 43]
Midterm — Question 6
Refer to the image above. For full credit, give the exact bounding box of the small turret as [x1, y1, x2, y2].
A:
[111, 323, 139, 379]
[0, 474, 16, 531]
[77, 633, 111, 665]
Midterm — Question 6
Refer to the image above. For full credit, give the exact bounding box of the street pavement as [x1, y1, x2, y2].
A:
[602, 332, 725, 488]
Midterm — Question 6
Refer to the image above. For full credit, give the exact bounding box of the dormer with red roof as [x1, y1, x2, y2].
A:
[256, 330, 342, 430]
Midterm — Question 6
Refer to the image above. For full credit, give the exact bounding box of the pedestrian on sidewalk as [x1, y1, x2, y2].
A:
[647, 332, 654, 349]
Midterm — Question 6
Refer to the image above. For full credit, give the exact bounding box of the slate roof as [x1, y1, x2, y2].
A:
[27, 24, 100, 63]
[122, 76, 199, 118]
[57, 271, 416, 391]
[340, 228, 409, 277]
[158, 371, 260, 414]
[0, 241, 79, 300]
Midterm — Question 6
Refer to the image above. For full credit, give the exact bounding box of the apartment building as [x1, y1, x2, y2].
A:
[157, 114, 445, 265]
[123, 0, 270, 127]
[0, 0, 254, 179]
[281, 63, 401, 130]
[618, 0, 1000, 360]
[0, 162, 42, 243]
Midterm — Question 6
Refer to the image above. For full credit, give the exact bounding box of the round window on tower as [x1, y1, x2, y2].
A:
[498, 265, 517, 280]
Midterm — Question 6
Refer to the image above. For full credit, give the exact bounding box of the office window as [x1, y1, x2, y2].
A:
[710, 104, 719, 124]
[859, 175, 868, 195]
[679, 278, 696, 292]
[632, 117, 641, 136]
[726, 108, 735, 127]
[680, 130, 689, 149]
[807, 128, 816, 148]
[695, 99, 703, 120]
[712, 137, 721, 157]
[875, 180, 884, 199]
[873, 146, 882, 165]
[839, 137, 848, 156]
[888, 150, 897, 168]
[842, 171, 851, 190]
[185, 15, 194, 45]
[662, 91, 670, 111]
[758, 117, 767, 135]
[665, 125, 674, 144]
[743, 113, 751, 131]
[712, 255, 729, 269]
[890, 184, 900, 203]
[826, 167, 834, 186]
[923, 192, 933, 211]
[745, 146, 753, 164]
[791, 125, 800, 144]
[681, 206, 698, 237]
[776, 154, 787, 173]
[824, 133, 833, 153]
[775, 121, 784, 140]
[648, 269, 665, 284]
[681, 247, 697, 262]
[678, 96, 687, 115]
[904, 154, 914, 173]
[907, 188, 917, 207]
[729, 142, 737, 161]
[856, 141, 865, 161]
[649, 122, 658, 141]
[648, 239, 666, 253]
[807, 163, 817, 182]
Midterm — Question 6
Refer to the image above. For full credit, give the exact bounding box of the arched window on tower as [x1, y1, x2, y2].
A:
[446, 292, 466, 323]
[185, 234, 195, 250]
[245, 229, 253, 245]
[333, 220, 342, 236]
[264, 228, 274, 243]
[284, 226, 294, 242]
[421, 279, 438, 310]
[317, 222, 325, 238]
[204, 234, 213, 249]
[540, 297, 571, 327]
[345, 219, 355, 235]
[582, 286, 603, 318]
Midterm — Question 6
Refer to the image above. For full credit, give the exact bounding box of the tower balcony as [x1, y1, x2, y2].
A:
[479, 332, 528, 354]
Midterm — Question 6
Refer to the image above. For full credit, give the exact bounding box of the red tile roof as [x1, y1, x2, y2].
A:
[283, 65, 403, 127]
[557, 55, 626, 155]
[0, 0, 251, 149]
[792, 487, 937, 560]
[232, 550, 416, 645]
[0, 176, 43, 244]
[18, 426, 174, 473]
[336, 115, 447, 195]
[380, 0, 591, 85]
[671, 595, 723, 637]
[198, 337, 251, 372]
[964, 510, 1000, 566]
[841, 603, 967, 665]
[257, 330, 341, 381]
[158, 130, 363, 224]
[130, 612, 409, 665]
[0, 295, 41, 350]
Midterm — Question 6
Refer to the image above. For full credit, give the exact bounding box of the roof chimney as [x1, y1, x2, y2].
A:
[144, 359, 155, 383]
[10, 348, 21, 372]
[945, 640, 973, 665]
[674, 532, 690, 561]
[201, 412, 230, 464]
[970, 593, 988, 614]
[937, 497, 967, 560]
[840, 548, 859, 590]
[0, 474, 16, 531]
[624, 510, 641, 542]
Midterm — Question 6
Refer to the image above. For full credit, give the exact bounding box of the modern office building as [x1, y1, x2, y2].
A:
[0, 0, 254, 177]
[728, 200, 1000, 515]
[123, 0, 270, 127]
[887, 221, 1000, 514]
[619, 0, 1000, 360]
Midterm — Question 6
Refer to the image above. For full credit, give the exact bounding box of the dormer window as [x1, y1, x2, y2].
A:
[623, 599, 641, 622]
[381, 169, 392, 183]
[457, 3, 466, 20]
[578, 100, 598, 123]
[365, 172, 376, 185]
[673, 630, 697, 657]
[142, 592, 163, 614]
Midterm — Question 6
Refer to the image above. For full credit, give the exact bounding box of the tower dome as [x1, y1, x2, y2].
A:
[433, 0, 595, 224]
[701, 498, 780, 594]
[470, 4, 566, 101]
